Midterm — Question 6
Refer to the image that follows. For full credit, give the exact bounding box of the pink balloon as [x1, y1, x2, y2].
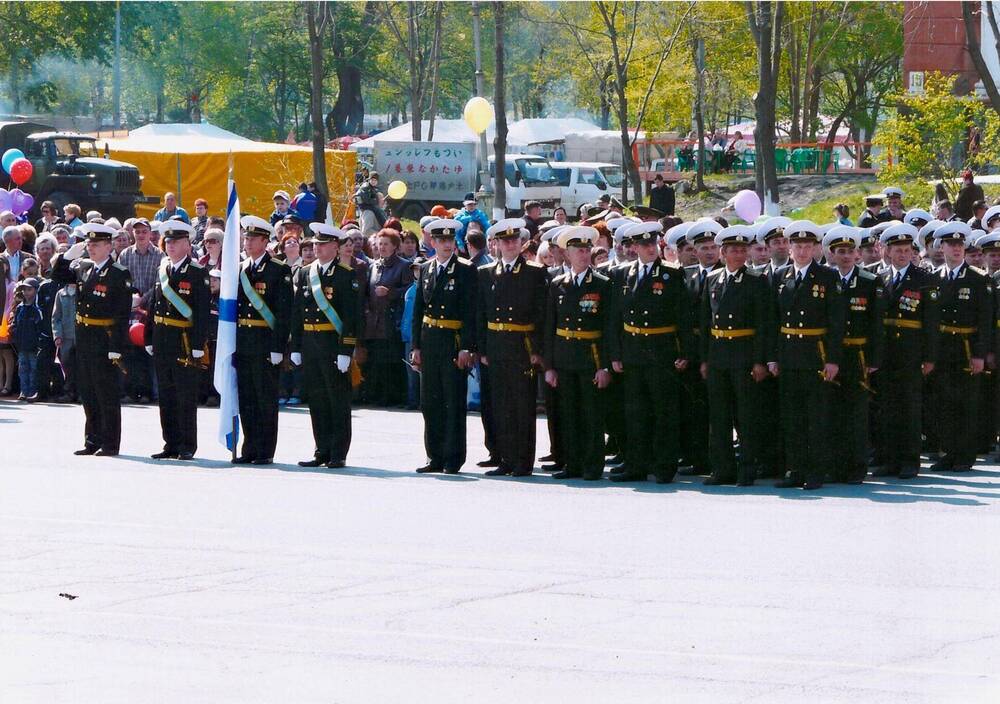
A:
[0, 189, 11, 213]
[10, 189, 32, 215]
[733, 189, 762, 223]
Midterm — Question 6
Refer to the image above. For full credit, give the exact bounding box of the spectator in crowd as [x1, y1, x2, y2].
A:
[278, 232, 303, 274]
[553, 206, 568, 225]
[34, 201, 62, 233]
[834, 203, 852, 226]
[935, 199, 956, 222]
[300, 239, 316, 268]
[347, 227, 371, 264]
[20, 257, 39, 281]
[117, 218, 163, 403]
[522, 201, 544, 239]
[33, 233, 57, 278]
[537, 240, 554, 267]
[724, 131, 749, 171]
[34, 273, 60, 400]
[52, 272, 78, 403]
[399, 230, 420, 260]
[400, 258, 422, 411]
[0, 211, 15, 230]
[466, 230, 491, 268]
[270, 190, 293, 225]
[955, 170, 985, 221]
[521, 239, 539, 263]
[154, 192, 190, 224]
[200, 268, 221, 407]
[50, 223, 71, 247]
[86, 210, 103, 223]
[191, 198, 210, 243]
[112, 230, 131, 259]
[591, 246, 610, 267]
[1, 225, 27, 324]
[455, 193, 489, 253]
[199, 228, 224, 270]
[969, 200, 988, 231]
[9, 277, 43, 400]
[354, 173, 387, 235]
[361, 228, 412, 407]
[18, 223, 37, 255]
[648, 174, 675, 216]
[291, 182, 319, 223]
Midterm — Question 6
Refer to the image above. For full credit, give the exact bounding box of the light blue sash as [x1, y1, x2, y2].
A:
[158, 260, 193, 319]
[308, 262, 344, 335]
[239, 264, 276, 329]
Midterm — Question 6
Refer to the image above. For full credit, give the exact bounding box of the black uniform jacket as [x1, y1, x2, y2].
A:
[700, 265, 771, 369]
[544, 267, 615, 372]
[935, 262, 993, 364]
[880, 264, 940, 368]
[771, 261, 845, 370]
[833, 265, 886, 375]
[236, 252, 293, 356]
[290, 259, 361, 358]
[476, 255, 547, 364]
[411, 254, 477, 356]
[608, 258, 693, 366]
[144, 255, 211, 354]
[54, 253, 132, 354]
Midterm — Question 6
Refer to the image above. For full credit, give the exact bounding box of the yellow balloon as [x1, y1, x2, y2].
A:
[387, 180, 407, 200]
[463, 96, 494, 135]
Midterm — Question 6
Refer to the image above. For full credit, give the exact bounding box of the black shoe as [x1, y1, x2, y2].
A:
[703, 474, 733, 486]
[871, 465, 899, 477]
[231, 455, 255, 465]
[654, 473, 675, 484]
[326, 460, 346, 468]
[484, 467, 511, 476]
[476, 457, 501, 468]
[803, 481, 824, 490]
[538, 454, 556, 463]
[416, 464, 443, 473]
[951, 463, 973, 472]
[929, 457, 953, 472]
[898, 466, 919, 479]
[775, 476, 803, 488]
[95, 448, 118, 457]
[845, 478, 864, 485]
[552, 469, 582, 479]
[677, 465, 708, 476]
[74, 446, 99, 456]
[605, 454, 624, 466]
[176, 452, 194, 461]
[151, 450, 178, 459]
[736, 478, 755, 487]
[443, 467, 460, 474]
[298, 458, 326, 467]
[609, 471, 645, 482]
[510, 468, 533, 477]
[251, 458, 273, 465]
[540, 462, 564, 472]
[582, 472, 604, 481]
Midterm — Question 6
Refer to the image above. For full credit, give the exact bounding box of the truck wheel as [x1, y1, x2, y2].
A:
[399, 202, 426, 222]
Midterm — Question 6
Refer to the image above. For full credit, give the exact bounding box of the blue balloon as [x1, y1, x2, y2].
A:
[2, 148, 24, 174]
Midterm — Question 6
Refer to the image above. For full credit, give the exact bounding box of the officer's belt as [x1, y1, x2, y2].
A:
[842, 336, 868, 347]
[556, 328, 602, 340]
[939, 325, 976, 335]
[487, 322, 535, 332]
[624, 324, 677, 336]
[883, 318, 922, 329]
[422, 316, 463, 330]
[303, 323, 336, 332]
[76, 315, 114, 327]
[238, 318, 271, 328]
[154, 315, 193, 329]
[710, 328, 755, 339]
[780, 327, 827, 336]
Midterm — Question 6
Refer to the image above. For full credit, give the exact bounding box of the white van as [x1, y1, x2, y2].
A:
[550, 161, 624, 217]
[488, 154, 562, 216]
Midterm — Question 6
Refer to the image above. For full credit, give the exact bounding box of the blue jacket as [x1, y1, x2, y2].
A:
[11, 301, 43, 352]
[400, 282, 418, 343]
[154, 206, 190, 224]
[292, 192, 318, 222]
[455, 208, 489, 251]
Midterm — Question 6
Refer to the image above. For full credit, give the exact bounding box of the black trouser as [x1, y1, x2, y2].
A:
[302, 338, 352, 463]
[604, 369, 625, 455]
[478, 362, 499, 460]
[489, 360, 536, 471]
[755, 374, 783, 475]
[876, 365, 923, 471]
[779, 369, 834, 485]
[832, 356, 871, 482]
[543, 380, 562, 463]
[76, 331, 121, 453]
[125, 343, 155, 398]
[678, 367, 709, 470]
[936, 362, 980, 465]
[58, 344, 77, 397]
[35, 338, 61, 398]
[154, 354, 200, 455]
[707, 366, 758, 482]
[420, 353, 468, 470]
[200, 340, 219, 402]
[624, 363, 680, 480]
[365, 338, 405, 406]
[556, 367, 604, 478]
[236, 352, 280, 461]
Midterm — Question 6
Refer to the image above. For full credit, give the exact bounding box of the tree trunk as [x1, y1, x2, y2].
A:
[747, 1, 784, 215]
[327, 64, 365, 137]
[426, 2, 443, 141]
[787, 24, 801, 144]
[493, 0, 507, 217]
[408, 3, 422, 141]
[307, 2, 329, 203]
[693, 38, 707, 192]
[963, 1, 1000, 116]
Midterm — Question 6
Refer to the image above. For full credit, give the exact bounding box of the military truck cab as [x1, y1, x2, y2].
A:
[0, 121, 149, 219]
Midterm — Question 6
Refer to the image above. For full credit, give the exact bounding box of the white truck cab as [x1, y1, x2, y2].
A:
[550, 161, 624, 218]
[488, 154, 562, 216]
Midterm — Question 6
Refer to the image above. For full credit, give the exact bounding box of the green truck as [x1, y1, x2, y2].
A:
[0, 121, 153, 220]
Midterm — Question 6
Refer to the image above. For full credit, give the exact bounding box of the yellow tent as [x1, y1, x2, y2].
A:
[98, 124, 356, 221]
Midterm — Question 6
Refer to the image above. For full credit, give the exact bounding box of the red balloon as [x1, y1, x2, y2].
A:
[129, 322, 146, 347]
[9, 158, 32, 186]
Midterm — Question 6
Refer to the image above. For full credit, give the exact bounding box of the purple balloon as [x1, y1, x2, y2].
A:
[0, 189, 11, 213]
[732, 189, 762, 223]
[10, 189, 33, 216]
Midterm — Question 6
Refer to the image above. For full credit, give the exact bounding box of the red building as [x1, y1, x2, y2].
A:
[903, 1, 983, 94]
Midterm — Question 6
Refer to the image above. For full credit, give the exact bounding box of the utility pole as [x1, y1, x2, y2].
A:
[113, 0, 121, 131]
[471, 2, 492, 202]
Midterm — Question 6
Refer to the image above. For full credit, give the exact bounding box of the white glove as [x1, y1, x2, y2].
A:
[191, 349, 204, 359]
[290, 352, 302, 366]
[337, 354, 351, 373]
[108, 352, 121, 361]
[65, 241, 87, 260]
[144, 345, 153, 356]
[269, 352, 283, 365]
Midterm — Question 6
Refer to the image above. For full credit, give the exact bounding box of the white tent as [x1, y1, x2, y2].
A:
[350, 117, 603, 152]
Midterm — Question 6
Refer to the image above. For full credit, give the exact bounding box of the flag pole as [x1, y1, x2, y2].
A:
[229, 150, 236, 463]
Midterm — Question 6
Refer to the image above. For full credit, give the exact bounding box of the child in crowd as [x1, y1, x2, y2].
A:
[9, 278, 43, 400]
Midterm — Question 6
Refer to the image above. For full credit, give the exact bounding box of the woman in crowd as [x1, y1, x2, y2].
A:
[33, 234, 57, 278]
